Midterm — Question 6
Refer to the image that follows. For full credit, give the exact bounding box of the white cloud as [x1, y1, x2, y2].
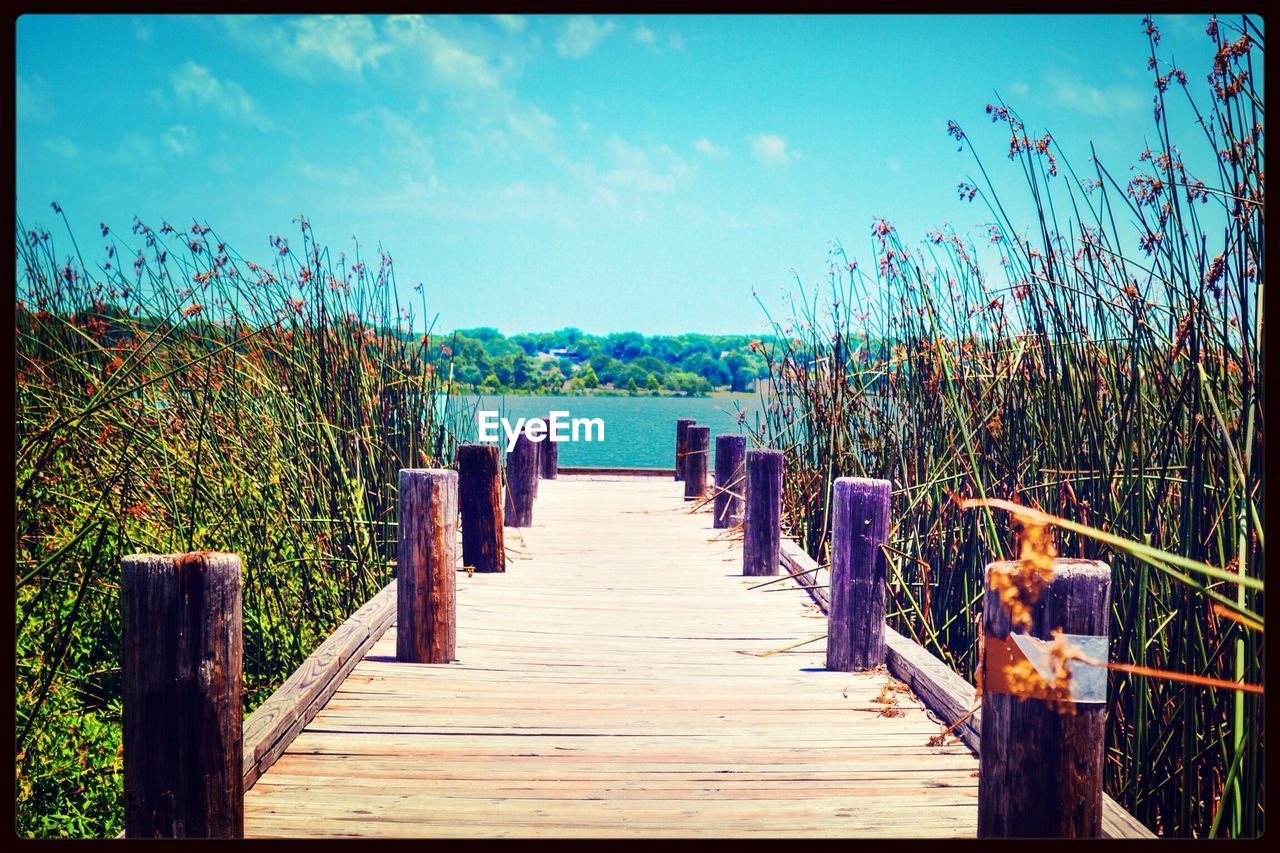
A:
[603, 137, 690, 193]
[131, 17, 153, 42]
[717, 209, 752, 231]
[633, 21, 684, 53]
[355, 105, 436, 175]
[1009, 80, 1030, 97]
[107, 133, 156, 166]
[694, 137, 727, 158]
[491, 15, 526, 33]
[504, 102, 558, 152]
[1050, 76, 1142, 117]
[748, 133, 797, 165]
[218, 14, 503, 89]
[556, 16, 615, 58]
[218, 15, 391, 80]
[44, 136, 78, 159]
[296, 160, 361, 188]
[293, 15, 391, 76]
[17, 74, 53, 122]
[384, 15, 500, 89]
[209, 152, 237, 174]
[594, 185, 620, 208]
[171, 62, 272, 130]
[161, 124, 197, 155]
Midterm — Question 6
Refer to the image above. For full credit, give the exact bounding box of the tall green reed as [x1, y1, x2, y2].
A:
[15, 212, 461, 836]
[754, 15, 1262, 837]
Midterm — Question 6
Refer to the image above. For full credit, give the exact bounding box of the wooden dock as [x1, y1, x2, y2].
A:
[242, 474, 981, 838]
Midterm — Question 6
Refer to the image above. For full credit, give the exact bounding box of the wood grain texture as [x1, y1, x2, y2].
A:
[396, 469, 457, 664]
[776, 541, 1150, 838]
[504, 432, 537, 527]
[557, 467, 674, 477]
[242, 582, 397, 789]
[742, 449, 782, 577]
[244, 478, 981, 838]
[712, 434, 745, 529]
[978, 559, 1111, 838]
[674, 418, 695, 481]
[457, 444, 505, 574]
[541, 436, 559, 479]
[826, 478, 891, 671]
[530, 430, 542, 498]
[683, 425, 710, 501]
[122, 552, 244, 838]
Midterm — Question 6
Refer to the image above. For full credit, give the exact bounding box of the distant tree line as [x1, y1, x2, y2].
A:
[429, 328, 771, 395]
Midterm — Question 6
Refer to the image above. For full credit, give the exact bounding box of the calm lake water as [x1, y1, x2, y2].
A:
[450, 394, 768, 468]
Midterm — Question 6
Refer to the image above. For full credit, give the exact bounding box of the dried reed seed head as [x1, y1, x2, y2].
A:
[987, 512, 1057, 632]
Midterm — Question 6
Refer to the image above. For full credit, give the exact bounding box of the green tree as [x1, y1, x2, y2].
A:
[626, 376, 638, 394]
[492, 354, 515, 386]
[580, 365, 599, 389]
[455, 363, 483, 388]
[512, 354, 537, 387]
[541, 365, 566, 392]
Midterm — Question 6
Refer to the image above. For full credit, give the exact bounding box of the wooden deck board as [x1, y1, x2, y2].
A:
[245, 476, 979, 838]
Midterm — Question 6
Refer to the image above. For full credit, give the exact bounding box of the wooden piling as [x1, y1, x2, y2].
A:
[457, 444, 505, 574]
[540, 412, 560, 479]
[541, 426, 559, 479]
[713, 434, 746, 528]
[121, 552, 243, 838]
[742, 448, 783, 576]
[504, 432, 537, 527]
[826, 477, 892, 671]
[683, 425, 710, 501]
[978, 558, 1112, 838]
[674, 418, 696, 481]
[396, 469, 458, 664]
[528, 423, 542, 498]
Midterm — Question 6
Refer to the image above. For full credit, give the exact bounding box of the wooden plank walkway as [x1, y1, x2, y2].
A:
[244, 475, 979, 838]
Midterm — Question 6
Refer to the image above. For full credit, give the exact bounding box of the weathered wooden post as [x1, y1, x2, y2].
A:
[826, 477, 892, 671]
[674, 418, 696, 481]
[978, 558, 1112, 838]
[541, 421, 559, 480]
[504, 432, 537, 527]
[457, 444, 505, 573]
[529, 423, 542, 498]
[713, 434, 746, 528]
[121, 552, 243, 838]
[742, 448, 783, 576]
[397, 468, 458, 663]
[683, 426, 711, 501]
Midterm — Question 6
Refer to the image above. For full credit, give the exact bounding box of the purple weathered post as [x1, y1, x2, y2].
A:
[504, 432, 536, 527]
[713, 434, 746, 528]
[742, 448, 783, 576]
[825, 477, 891, 671]
[674, 418, 696, 481]
[540, 413, 559, 480]
[683, 425, 710, 501]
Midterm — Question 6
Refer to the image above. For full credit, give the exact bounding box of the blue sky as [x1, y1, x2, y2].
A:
[16, 13, 1224, 335]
